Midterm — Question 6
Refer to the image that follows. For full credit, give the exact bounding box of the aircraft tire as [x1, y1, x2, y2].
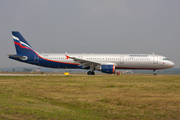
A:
[91, 71, 95, 75]
[87, 71, 95, 75]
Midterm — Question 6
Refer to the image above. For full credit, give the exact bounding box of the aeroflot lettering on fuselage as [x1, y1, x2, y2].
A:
[129, 55, 148, 57]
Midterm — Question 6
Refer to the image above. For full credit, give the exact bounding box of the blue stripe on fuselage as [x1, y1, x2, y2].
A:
[9, 54, 82, 69]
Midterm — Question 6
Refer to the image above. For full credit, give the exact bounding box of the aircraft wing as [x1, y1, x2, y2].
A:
[65, 55, 100, 68]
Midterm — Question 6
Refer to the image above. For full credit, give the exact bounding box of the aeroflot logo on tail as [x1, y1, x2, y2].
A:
[13, 35, 36, 51]
[129, 55, 148, 57]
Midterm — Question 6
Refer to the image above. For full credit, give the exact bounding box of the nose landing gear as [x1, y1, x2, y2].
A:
[153, 69, 157, 75]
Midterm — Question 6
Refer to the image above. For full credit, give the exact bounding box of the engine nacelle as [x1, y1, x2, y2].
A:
[101, 65, 116, 74]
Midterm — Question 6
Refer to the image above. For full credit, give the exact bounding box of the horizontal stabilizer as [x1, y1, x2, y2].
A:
[8, 54, 28, 60]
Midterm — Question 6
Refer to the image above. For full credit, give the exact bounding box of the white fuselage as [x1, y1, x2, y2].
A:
[38, 53, 174, 70]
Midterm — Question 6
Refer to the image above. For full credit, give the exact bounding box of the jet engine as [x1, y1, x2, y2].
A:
[95, 65, 116, 74]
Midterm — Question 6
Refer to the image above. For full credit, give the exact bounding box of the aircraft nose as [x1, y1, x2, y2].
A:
[169, 61, 175, 68]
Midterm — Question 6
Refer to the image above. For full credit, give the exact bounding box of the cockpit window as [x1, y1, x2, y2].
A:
[163, 58, 169, 60]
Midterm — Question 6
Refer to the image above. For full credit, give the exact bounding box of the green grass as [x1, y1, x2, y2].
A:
[0, 75, 180, 119]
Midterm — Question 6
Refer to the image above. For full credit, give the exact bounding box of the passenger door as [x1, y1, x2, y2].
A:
[120, 56, 124, 64]
[153, 56, 158, 64]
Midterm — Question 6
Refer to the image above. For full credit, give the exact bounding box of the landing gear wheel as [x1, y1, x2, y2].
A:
[87, 71, 91, 75]
[87, 71, 95, 75]
[153, 69, 157, 75]
[92, 71, 95, 75]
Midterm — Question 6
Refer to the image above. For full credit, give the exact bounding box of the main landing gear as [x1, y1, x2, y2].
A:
[153, 69, 157, 75]
[87, 71, 95, 75]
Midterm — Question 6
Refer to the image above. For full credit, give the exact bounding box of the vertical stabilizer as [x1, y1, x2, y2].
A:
[12, 31, 36, 54]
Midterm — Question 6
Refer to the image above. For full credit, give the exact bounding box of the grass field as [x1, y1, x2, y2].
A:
[0, 74, 180, 120]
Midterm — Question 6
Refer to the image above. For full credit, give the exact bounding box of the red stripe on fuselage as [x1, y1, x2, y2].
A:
[37, 54, 80, 65]
[39, 56, 80, 65]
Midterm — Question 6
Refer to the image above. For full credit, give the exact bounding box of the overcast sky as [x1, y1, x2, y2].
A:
[0, 0, 180, 68]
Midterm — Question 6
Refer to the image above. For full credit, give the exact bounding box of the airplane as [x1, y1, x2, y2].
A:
[8, 31, 175, 75]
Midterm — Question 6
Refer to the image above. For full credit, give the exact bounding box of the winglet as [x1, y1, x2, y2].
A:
[65, 55, 70, 59]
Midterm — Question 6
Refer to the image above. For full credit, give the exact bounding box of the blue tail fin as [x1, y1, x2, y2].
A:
[12, 31, 36, 54]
